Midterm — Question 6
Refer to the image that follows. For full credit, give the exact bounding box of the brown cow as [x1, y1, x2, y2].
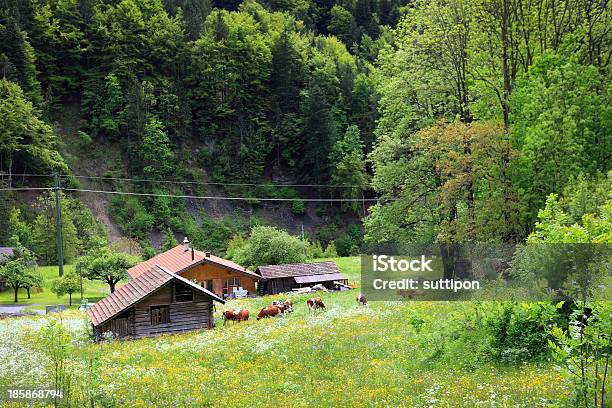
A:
[273, 299, 294, 313]
[356, 293, 367, 306]
[223, 309, 250, 326]
[257, 306, 281, 320]
[307, 297, 325, 312]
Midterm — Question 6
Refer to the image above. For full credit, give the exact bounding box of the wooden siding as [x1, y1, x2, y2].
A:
[263, 277, 299, 295]
[95, 282, 213, 339]
[181, 263, 257, 296]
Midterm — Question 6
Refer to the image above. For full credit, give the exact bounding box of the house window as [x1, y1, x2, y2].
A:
[151, 305, 170, 326]
[175, 284, 193, 302]
[198, 280, 213, 292]
[222, 277, 241, 295]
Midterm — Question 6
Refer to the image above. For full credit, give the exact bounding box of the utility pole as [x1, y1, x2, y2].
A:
[54, 173, 64, 277]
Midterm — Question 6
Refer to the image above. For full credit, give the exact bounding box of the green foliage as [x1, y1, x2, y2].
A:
[29, 0, 86, 99]
[291, 199, 305, 215]
[548, 302, 611, 407]
[233, 225, 306, 269]
[141, 118, 176, 180]
[39, 319, 74, 402]
[367, 0, 611, 245]
[32, 193, 82, 265]
[0, 14, 41, 103]
[0, 243, 40, 303]
[161, 228, 179, 252]
[51, 271, 80, 305]
[90, 73, 122, 140]
[78, 248, 139, 293]
[109, 196, 154, 240]
[334, 223, 363, 256]
[225, 234, 247, 260]
[486, 303, 557, 363]
[8, 207, 34, 249]
[511, 50, 611, 224]
[322, 241, 338, 257]
[330, 125, 368, 211]
[328, 5, 355, 45]
[510, 188, 611, 301]
[315, 223, 338, 247]
[0, 79, 67, 176]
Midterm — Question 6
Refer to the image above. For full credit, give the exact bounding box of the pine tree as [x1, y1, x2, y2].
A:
[0, 15, 41, 104]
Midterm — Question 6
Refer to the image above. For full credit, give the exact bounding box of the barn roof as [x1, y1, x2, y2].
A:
[255, 261, 344, 280]
[87, 265, 224, 327]
[127, 245, 260, 281]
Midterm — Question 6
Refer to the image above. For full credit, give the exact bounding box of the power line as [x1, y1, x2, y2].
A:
[0, 187, 54, 192]
[1, 173, 55, 178]
[62, 174, 366, 188]
[64, 188, 386, 202]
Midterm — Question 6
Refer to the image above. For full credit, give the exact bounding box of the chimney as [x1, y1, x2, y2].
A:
[205, 252, 210, 258]
[183, 237, 194, 260]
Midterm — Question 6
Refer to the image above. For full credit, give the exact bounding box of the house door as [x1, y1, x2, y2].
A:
[110, 317, 129, 337]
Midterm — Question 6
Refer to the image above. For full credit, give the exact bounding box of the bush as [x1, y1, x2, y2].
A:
[109, 196, 154, 240]
[486, 302, 557, 363]
[315, 223, 338, 247]
[334, 223, 364, 256]
[306, 240, 324, 258]
[291, 200, 306, 215]
[233, 226, 306, 269]
[226, 234, 247, 260]
[322, 242, 338, 257]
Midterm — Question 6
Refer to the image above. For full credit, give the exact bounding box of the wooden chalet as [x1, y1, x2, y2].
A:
[255, 261, 347, 295]
[87, 265, 225, 339]
[127, 244, 262, 298]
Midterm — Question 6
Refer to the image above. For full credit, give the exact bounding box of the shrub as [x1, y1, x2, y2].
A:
[306, 240, 324, 259]
[109, 196, 153, 240]
[233, 226, 306, 269]
[322, 242, 338, 257]
[226, 234, 247, 260]
[316, 223, 338, 247]
[334, 223, 364, 256]
[291, 199, 306, 215]
[486, 302, 557, 363]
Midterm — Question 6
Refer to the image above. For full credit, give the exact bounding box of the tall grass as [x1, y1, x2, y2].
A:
[0, 258, 575, 407]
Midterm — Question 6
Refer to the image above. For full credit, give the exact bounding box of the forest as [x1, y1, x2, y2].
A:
[0, 0, 609, 257]
[0, 0, 610, 406]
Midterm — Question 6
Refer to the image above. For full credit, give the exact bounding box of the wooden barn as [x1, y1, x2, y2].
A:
[127, 243, 262, 298]
[255, 261, 347, 295]
[87, 265, 225, 339]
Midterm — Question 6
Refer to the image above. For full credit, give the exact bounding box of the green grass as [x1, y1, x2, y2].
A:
[0, 257, 576, 407]
[0, 265, 111, 308]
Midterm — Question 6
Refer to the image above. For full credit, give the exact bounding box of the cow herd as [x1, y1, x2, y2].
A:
[221, 293, 368, 326]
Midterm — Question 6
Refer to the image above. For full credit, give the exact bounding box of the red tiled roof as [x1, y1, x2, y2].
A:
[87, 265, 225, 327]
[255, 261, 343, 279]
[127, 245, 260, 280]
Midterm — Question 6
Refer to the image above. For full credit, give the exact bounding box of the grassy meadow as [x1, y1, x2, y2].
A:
[0, 265, 110, 308]
[0, 257, 578, 407]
